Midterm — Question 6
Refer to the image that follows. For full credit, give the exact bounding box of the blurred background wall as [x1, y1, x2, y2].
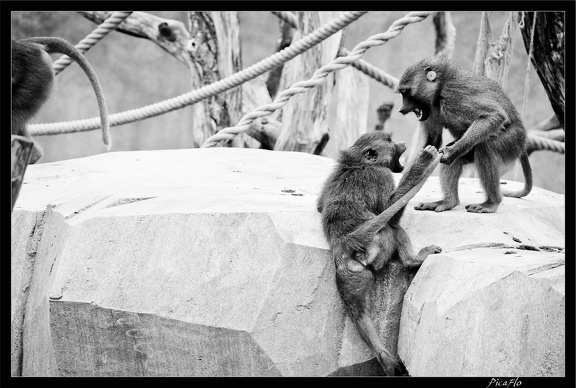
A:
[11, 11, 565, 194]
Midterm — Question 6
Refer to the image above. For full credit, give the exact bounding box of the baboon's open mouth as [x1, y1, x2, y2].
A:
[412, 107, 429, 121]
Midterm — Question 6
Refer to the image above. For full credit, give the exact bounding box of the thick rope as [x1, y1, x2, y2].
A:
[271, 11, 399, 89]
[528, 133, 565, 154]
[338, 47, 398, 89]
[29, 11, 366, 136]
[202, 11, 433, 147]
[53, 11, 133, 75]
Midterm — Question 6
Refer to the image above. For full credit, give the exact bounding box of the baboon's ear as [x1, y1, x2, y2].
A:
[363, 148, 378, 162]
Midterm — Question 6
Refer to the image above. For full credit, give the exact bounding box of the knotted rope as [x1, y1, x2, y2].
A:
[202, 11, 433, 147]
[53, 11, 133, 75]
[29, 11, 367, 136]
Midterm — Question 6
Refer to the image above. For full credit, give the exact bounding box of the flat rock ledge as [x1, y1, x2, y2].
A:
[11, 148, 564, 377]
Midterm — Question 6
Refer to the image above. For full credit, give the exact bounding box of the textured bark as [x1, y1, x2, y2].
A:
[242, 77, 282, 149]
[433, 12, 456, 58]
[266, 19, 294, 99]
[519, 11, 564, 128]
[79, 11, 193, 69]
[273, 12, 342, 154]
[322, 65, 369, 158]
[188, 12, 257, 148]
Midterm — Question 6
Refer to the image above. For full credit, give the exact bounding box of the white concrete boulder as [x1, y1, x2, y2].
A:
[11, 148, 564, 376]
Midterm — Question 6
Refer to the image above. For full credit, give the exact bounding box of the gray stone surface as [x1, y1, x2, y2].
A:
[11, 148, 564, 376]
[398, 248, 565, 377]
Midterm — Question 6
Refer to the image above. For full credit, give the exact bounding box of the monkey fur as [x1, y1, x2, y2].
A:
[317, 131, 442, 375]
[397, 55, 533, 213]
[11, 37, 111, 164]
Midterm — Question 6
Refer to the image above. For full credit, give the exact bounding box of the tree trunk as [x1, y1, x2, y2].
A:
[273, 11, 342, 154]
[242, 76, 283, 150]
[323, 65, 369, 158]
[266, 18, 294, 99]
[433, 12, 456, 58]
[188, 12, 257, 148]
[519, 11, 564, 128]
[11, 136, 34, 212]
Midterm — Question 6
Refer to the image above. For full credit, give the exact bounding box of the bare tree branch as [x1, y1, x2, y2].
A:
[78, 11, 194, 69]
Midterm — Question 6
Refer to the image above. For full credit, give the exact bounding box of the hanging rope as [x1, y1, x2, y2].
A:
[53, 11, 133, 75]
[521, 11, 538, 120]
[29, 11, 367, 137]
[473, 12, 514, 88]
[202, 11, 433, 148]
[271, 11, 399, 89]
[484, 12, 514, 88]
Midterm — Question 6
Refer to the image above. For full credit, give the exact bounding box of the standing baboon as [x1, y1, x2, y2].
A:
[317, 131, 442, 375]
[397, 55, 532, 213]
[11, 37, 111, 164]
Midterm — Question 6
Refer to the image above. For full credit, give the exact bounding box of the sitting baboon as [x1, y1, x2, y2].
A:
[317, 131, 442, 375]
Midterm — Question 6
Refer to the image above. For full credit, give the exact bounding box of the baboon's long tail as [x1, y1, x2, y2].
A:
[22, 37, 111, 150]
[344, 153, 441, 248]
[502, 151, 532, 198]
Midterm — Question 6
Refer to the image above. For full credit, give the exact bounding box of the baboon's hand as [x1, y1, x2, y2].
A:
[439, 144, 456, 165]
[419, 145, 439, 162]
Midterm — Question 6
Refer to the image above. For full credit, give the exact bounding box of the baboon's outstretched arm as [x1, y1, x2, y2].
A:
[440, 114, 505, 165]
[392, 145, 440, 204]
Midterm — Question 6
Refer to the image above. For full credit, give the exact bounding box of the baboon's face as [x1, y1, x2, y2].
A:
[352, 131, 406, 173]
[396, 58, 441, 122]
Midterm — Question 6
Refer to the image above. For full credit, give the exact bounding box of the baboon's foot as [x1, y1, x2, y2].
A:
[414, 199, 458, 212]
[421, 245, 442, 255]
[465, 202, 499, 213]
[406, 245, 442, 268]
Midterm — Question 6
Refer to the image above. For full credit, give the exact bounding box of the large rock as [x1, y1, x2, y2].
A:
[399, 248, 565, 377]
[11, 148, 564, 376]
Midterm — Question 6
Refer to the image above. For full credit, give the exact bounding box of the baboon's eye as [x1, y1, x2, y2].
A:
[363, 148, 378, 161]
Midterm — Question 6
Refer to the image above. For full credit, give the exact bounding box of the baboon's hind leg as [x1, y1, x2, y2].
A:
[335, 265, 400, 375]
[394, 226, 442, 268]
[465, 144, 502, 213]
